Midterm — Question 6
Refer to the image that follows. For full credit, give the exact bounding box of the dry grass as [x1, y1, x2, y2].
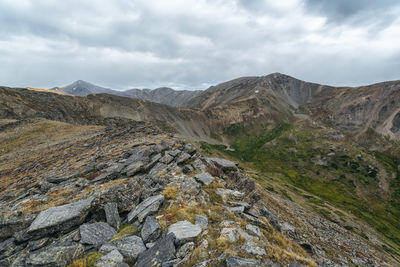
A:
[67, 252, 103, 267]
[162, 186, 180, 200]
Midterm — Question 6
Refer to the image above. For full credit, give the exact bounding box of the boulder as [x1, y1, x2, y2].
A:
[80, 222, 117, 246]
[260, 207, 280, 231]
[105, 202, 121, 230]
[159, 154, 174, 164]
[226, 257, 263, 267]
[28, 238, 49, 251]
[184, 143, 196, 155]
[176, 152, 191, 164]
[135, 233, 176, 267]
[215, 188, 244, 201]
[94, 249, 124, 267]
[167, 220, 202, 244]
[127, 194, 164, 223]
[182, 164, 194, 174]
[194, 172, 214, 186]
[27, 197, 94, 239]
[220, 227, 240, 243]
[241, 240, 266, 256]
[208, 158, 238, 171]
[195, 215, 208, 231]
[141, 216, 161, 243]
[112, 236, 146, 261]
[99, 243, 118, 255]
[180, 178, 201, 195]
[25, 244, 84, 267]
[176, 241, 195, 259]
[0, 214, 35, 240]
[148, 163, 168, 176]
[124, 161, 144, 177]
[245, 224, 262, 237]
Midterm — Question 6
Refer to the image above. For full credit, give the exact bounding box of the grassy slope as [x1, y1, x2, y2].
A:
[200, 121, 400, 257]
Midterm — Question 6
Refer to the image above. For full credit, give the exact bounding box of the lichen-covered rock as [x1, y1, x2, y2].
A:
[0, 214, 35, 240]
[215, 188, 244, 202]
[135, 233, 176, 267]
[167, 221, 202, 244]
[208, 158, 238, 171]
[245, 224, 262, 237]
[94, 249, 124, 267]
[105, 202, 121, 230]
[176, 241, 195, 259]
[220, 227, 240, 243]
[112, 236, 146, 261]
[141, 216, 161, 243]
[241, 240, 266, 256]
[27, 197, 94, 239]
[195, 215, 208, 231]
[25, 244, 84, 267]
[226, 257, 263, 267]
[80, 222, 117, 246]
[127, 194, 164, 223]
[194, 172, 214, 186]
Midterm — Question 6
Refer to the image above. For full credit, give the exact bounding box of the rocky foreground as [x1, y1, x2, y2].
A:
[0, 119, 395, 266]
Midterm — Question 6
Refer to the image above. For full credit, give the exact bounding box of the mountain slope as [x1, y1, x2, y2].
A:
[302, 80, 400, 140]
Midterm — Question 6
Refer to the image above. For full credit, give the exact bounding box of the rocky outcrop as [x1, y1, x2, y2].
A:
[27, 197, 94, 239]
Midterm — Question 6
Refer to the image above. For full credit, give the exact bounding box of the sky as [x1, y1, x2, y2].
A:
[1, 0, 400, 90]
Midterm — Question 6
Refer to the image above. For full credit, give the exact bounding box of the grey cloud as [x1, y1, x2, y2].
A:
[0, 0, 399, 90]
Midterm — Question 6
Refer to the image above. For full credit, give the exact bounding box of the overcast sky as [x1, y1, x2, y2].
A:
[1, 0, 400, 90]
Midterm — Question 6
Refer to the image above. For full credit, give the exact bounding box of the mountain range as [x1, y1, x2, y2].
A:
[1, 73, 400, 266]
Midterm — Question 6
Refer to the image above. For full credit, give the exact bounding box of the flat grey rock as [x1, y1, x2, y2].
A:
[159, 154, 174, 164]
[245, 224, 262, 237]
[112, 235, 146, 261]
[180, 177, 201, 195]
[195, 215, 208, 230]
[99, 243, 117, 254]
[225, 206, 245, 213]
[127, 195, 164, 223]
[149, 162, 168, 176]
[194, 172, 214, 185]
[27, 197, 94, 238]
[124, 161, 144, 176]
[176, 152, 191, 164]
[94, 249, 124, 267]
[135, 233, 176, 267]
[176, 241, 194, 258]
[215, 188, 244, 201]
[167, 220, 201, 244]
[208, 158, 238, 171]
[241, 240, 266, 256]
[183, 143, 196, 155]
[25, 244, 85, 267]
[141, 216, 161, 243]
[80, 222, 117, 246]
[226, 257, 263, 267]
[105, 202, 121, 230]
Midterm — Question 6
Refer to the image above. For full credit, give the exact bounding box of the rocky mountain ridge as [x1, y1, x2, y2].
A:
[0, 119, 395, 266]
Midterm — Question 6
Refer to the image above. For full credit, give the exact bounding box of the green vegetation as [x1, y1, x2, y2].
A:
[199, 121, 400, 254]
[110, 223, 137, 242]
[68, 252, 103, 267]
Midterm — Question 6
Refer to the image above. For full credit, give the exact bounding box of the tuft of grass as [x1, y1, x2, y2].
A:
[110, 224, 137, 242]
[162, 186, 180, 200]
[67, 252, 103, 267]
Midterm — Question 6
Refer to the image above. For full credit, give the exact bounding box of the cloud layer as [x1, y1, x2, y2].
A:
[1, 0, 399, 90]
